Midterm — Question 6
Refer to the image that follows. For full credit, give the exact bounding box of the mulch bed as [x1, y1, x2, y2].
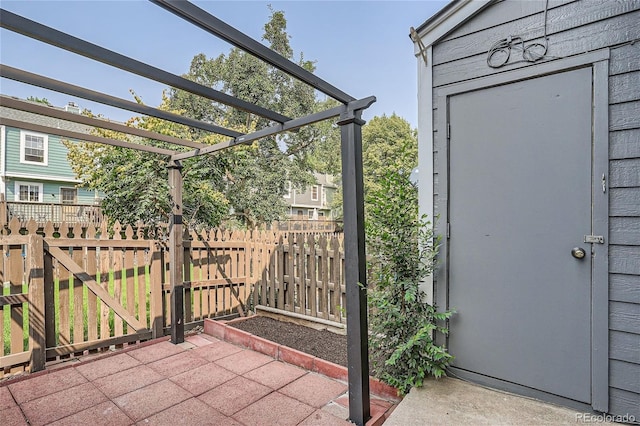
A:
[229, 316, 348, 367]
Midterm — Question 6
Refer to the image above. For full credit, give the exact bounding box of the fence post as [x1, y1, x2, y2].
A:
[168, 160, 184, 344]
[28, 234, 46, 372]
[149, 241, 164, 338]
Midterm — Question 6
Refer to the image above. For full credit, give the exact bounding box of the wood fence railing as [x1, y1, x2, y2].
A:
[0, 219, 346, 376]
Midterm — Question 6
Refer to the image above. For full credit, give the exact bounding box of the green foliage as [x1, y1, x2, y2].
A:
[367, 170, 453, 395]
[66, 7, 329, 229]
[26, 96, 51, 105]
[330, 114, 417, 220]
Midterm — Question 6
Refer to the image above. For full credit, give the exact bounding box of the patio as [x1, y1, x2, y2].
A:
[0, 330, 397, 426]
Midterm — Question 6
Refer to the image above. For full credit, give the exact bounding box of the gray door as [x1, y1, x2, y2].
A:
[447, 67, 593, 403]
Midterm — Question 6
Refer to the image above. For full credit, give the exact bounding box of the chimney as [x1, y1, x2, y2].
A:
[64, 102, 80, 114]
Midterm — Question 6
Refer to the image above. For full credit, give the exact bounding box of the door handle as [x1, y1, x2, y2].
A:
[571, 247, 586, 259]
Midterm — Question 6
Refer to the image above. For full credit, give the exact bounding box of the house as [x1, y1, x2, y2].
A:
[413, 0, 639, 420]
[284, 172, 337, 220]
[0, 95, 102, 225]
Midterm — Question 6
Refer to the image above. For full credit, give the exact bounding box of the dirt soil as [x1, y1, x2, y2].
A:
[229, 316, 348, 367]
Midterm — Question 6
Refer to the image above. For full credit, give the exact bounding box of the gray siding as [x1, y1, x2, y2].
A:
[430, 0, 640, 417]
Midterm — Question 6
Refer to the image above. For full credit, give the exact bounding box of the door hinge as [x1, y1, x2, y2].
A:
[446, 223, 450, 239]
[584, 235, 605, 244]
[447, 122, 451, 140]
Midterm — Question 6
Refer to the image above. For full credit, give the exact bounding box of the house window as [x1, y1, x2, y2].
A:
[60, 188, 77, 204]
[308, 210, 314, 218]
[321, 187, 327, 206]
[311, 185, 319, 201]
[20, 131, 48, 165]
[283, 181, 292, 198]
[15, 182, 43, 202]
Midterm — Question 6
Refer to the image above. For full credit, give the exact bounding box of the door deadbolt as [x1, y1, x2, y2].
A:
[571, 247, 586, 259]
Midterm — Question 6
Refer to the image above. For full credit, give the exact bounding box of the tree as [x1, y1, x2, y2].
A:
[66, 7, 330, 229]
[329, 113, 418, 220]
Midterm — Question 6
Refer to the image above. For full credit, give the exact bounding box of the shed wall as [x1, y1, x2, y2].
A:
[429, 0, 640, 417]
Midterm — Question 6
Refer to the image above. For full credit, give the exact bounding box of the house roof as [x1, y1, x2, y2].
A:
[0, 95, 91, 135]
[412, 0, 493, 49]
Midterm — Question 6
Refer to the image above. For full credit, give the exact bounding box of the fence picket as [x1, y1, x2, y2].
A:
[113, 248, 124, 339]
[124, 248, 135, 334]
[85, 229, 99, 342]
[308, 234, 317, 317]
[72, 246, 85, 346]
[8, 240, 25, 371]
[99, 247, 111, 340]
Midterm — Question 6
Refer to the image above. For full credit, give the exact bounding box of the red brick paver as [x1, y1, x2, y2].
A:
[243, 360, 307, 390]
[233, 392, 316, 426]
[75, 353, 140, 381]
[280, 372, 348, 408]
[48, 401, 132, 426]
[135, 397, 230, 425]
[0, 329, 399, 426]
[215, 348, 273, 374]
[20, 382, 107, 426]
[113, 379, 191, 421]
[198, 376, 272, 416]
[8, 367, 87, 404]
[170, 362, 236, 395]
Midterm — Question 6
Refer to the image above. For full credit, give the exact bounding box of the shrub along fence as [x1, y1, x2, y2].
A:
[0, 218, 346, 376]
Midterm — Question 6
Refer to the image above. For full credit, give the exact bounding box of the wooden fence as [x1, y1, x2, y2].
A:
[0, 219, 346, 376]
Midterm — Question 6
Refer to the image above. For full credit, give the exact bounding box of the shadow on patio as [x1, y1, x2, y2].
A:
[0, 328, 398, 426]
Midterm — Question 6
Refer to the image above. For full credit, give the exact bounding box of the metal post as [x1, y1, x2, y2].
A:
[338, 109, 370, 426]
[168, 160, 184, 344]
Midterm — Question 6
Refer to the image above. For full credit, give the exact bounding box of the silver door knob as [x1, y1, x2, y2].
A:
[571, 247, 586, 259]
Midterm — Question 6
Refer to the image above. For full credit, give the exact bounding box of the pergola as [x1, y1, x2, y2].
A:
[0, 1, 374, 424]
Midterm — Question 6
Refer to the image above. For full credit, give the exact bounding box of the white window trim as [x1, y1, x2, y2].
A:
[311, 185, 319, 201]
[19, 130, 49, 166]
[14, 181, 44, 202]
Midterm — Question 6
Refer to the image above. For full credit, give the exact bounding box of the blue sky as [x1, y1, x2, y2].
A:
[0, 1, 447, 129]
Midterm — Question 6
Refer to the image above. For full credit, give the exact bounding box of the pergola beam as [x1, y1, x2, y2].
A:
[0, 118, 176, 156]
[0, 9, 291, 124]
[0, 96, 208, 150]
[151, 0, 356, 104]
[171, 96, 375, 161]
[0, 65, 242, 138]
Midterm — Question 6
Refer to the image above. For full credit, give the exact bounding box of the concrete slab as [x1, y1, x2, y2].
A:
[384, 377, 585, 425]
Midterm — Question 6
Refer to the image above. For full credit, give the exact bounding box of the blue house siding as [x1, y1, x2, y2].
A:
[5, 125, 79, 179]
[5, 178, 96, 204]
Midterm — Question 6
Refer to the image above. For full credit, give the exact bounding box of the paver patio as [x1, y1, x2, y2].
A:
[0, 334, 396, 426]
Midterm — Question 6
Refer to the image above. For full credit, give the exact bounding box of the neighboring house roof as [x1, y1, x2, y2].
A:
[0, 95, 91, 134]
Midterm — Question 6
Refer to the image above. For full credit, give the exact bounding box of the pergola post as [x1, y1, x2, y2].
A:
[168, 160, 184, 344]
[338, 108, 370, 426]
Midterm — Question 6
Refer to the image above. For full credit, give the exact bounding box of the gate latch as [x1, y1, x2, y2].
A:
[584, 235, 605, 244]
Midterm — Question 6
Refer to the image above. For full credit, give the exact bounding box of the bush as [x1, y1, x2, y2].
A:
[366, 170, 453, 395]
